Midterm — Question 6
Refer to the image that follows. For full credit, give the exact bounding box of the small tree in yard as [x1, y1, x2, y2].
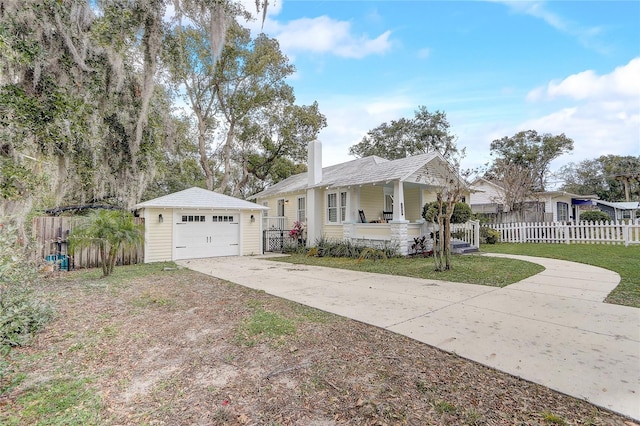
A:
[68, 210, 143, 277]
[421, 159, 470, 272]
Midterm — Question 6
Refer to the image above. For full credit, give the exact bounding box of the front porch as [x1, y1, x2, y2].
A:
[263, 216, 480, 255]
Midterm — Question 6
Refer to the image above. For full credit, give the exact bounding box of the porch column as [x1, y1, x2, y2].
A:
[389, 221, 409, 256]
[393, 180, 406, 221]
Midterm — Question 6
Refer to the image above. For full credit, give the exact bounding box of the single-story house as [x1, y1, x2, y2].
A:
[594, 200, 640, 221]
[251, 140, 470, 255]
[134, 187, 267, 262]
[469, 177, 598, 222]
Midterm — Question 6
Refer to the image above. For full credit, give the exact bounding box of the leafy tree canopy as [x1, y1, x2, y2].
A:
[560, 155, 640, 202]
[487, 130, 574, 192]
[349, 106, 457, 160]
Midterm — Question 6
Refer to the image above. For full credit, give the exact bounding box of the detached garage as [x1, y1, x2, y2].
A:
[134, 187, 267, 262]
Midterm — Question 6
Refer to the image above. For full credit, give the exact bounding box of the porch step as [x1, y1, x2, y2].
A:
[451, 240, 479, 255]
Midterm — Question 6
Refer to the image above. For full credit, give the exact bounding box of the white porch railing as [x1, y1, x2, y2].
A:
[345, 220, 481, 255]
[486, 221, 640, 246]
[451, 220, 481, 249]
[263, 216, 287, 230]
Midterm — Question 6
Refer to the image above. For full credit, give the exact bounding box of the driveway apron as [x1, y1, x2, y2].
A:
[178, 254, 640, 421]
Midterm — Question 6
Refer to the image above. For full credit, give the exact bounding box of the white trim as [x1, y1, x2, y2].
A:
[326, 190, 349, 224]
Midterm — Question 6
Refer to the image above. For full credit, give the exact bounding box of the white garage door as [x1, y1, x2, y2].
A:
[174, 211, 240, 260]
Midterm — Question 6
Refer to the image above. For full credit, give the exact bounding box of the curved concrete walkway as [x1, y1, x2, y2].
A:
[178, 254, 640, 420]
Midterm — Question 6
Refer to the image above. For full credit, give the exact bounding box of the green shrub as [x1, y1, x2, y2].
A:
[310, 236, 399, 259]
[579, 210, 611, 223]
[480, 227, 501, 244]
[422, 201, 472, 224]
[357, 247, 387, 262]
[1, 220, 53, 392]
[0, 221, 52, 350]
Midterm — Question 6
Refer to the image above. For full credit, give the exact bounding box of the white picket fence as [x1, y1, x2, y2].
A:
[486, 221, 640, 246]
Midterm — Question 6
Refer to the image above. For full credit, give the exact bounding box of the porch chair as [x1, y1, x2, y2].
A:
[382, 211, 393, 222]
[358, 210, 367, 223]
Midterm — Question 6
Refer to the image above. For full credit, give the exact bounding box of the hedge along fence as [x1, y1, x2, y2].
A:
[32, 216, 145, 269]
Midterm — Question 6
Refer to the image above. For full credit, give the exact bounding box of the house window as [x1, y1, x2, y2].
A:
[384, 187, 394, 213]
[277, 199, 285, 217]
[557, 202, 569, 222]
[297, 196, 306, 222]
[327, 193, 338, 223]
[262, 201, 269, 218]
[327, 191, 348, 223]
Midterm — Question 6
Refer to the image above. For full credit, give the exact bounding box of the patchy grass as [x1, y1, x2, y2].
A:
[275, 253, 544, 287]
[481, 243, 640, 307]
[235, 308, 296, 347]
[2, 378, 102, 425]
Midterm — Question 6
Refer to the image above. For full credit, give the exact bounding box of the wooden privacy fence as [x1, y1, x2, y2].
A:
[486, 221, 640, 246]
[32, 216, 145, 269]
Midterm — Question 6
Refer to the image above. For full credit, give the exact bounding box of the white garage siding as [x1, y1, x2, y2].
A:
[135, 187, 268, 262]
[241, 210, 263, 255]
[143, 208, 173, 263]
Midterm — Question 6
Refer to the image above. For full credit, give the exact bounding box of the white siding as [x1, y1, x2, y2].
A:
[470, 181, 503, 205]
[241, 210, 263, 255]
[143, 208, 173, 263]
[357, 186, 384, 222]
[404, 187, 422, 221]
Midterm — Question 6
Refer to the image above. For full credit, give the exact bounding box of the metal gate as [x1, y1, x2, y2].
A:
[263, 228, 285, 253]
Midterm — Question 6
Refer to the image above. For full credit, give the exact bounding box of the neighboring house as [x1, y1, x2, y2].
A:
[134, 187, 267, 262]
[594, 200, 640, 221]
[469, 178, 598, 223]
[251, 141, 470, 255]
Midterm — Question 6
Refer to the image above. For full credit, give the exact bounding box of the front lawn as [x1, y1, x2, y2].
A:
[275, 253, 544, 287]
[481, 243, 640, 307]
[1, 264, 629, 425]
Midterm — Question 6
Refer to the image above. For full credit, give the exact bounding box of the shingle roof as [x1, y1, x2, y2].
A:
[251, 152, 443, 199]
[135, 187, 268, 210]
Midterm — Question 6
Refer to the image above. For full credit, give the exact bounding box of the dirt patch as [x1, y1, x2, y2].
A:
[2, 267, 636, 425]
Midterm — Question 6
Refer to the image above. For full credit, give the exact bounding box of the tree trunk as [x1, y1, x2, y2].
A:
[195, 110, 214, 190]
[216, 120, 235, 194]
[233, 155, 250, 198]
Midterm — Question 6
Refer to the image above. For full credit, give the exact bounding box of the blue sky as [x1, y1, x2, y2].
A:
[242, 1, 639, 182]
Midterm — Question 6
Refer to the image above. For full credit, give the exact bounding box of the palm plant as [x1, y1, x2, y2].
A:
[68, 210, 143, 277]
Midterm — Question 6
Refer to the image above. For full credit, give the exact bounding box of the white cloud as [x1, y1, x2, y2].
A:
[491, 58, 640, 172]
[269, 16, 392, 59]
[311, 94, 414, 165]
[417, 48, 431, 59]
[528, 58, 640, 102]
[491, 0, 606, 51]
[237, 1, 392, 59]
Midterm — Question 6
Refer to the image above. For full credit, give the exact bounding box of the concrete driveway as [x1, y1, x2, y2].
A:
[178, 254, 640, 421]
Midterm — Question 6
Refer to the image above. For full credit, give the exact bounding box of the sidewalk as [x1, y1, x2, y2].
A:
[178, 254, 640, 420]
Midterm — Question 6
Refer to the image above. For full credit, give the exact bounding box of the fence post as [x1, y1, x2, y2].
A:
[623, 223, 629, 247]
[472, 220, 480, 249]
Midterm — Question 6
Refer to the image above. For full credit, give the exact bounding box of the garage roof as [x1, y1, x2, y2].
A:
[135, 187, 268, 210]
